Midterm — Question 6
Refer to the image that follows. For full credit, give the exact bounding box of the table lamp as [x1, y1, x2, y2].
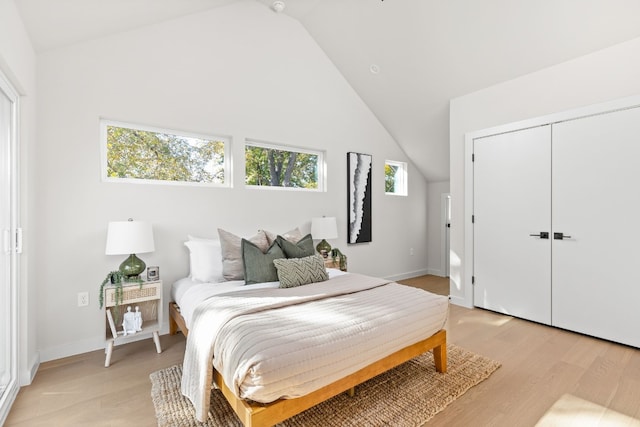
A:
[311, 216, 338, 257]
[105, 219, 155, 278]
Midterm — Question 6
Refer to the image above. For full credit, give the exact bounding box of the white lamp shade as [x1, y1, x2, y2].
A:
[105, 220, 155, 255]
[311, 217, 338, 240]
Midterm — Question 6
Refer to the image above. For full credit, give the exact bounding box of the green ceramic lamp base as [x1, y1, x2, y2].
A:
[119, 253, 146, 278]
[316, 239, 332, 258]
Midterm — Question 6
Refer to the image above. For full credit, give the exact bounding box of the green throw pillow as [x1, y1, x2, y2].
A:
[241, 239, 285, 285]
[273, 254, 329, 288]
[277, 233, 315, 258]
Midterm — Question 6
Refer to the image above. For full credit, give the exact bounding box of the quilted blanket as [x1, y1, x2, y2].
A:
[181, 273, 448, 422]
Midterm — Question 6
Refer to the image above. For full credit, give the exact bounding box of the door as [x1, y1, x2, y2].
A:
[473, 126, 552, 324]
[552, 107, 640, 347]
[0, 71, 18, 424]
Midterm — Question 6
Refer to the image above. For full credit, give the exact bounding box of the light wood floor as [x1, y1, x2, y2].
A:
[6, 275, 640, 426]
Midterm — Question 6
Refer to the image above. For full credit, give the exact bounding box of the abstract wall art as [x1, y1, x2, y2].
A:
[347, 152, 372, 244]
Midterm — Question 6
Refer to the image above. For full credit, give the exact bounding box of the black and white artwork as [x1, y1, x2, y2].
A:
[347, 152, 372, 244]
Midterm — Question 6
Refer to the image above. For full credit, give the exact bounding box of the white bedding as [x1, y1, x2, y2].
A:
[180, 272, 449, 422]
[172, 269, 347, 329]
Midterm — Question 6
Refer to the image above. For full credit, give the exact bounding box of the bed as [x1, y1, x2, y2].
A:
[169, 231, 449, 426]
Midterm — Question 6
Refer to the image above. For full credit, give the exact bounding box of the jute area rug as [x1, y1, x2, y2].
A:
[150, 344, 500, 427]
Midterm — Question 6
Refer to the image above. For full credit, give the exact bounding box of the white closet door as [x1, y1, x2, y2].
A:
[552, 107, 640, 347]
[474, 126, 552, 324]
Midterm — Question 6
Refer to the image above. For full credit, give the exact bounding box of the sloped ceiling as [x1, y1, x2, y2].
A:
[14, 0, 640, 181]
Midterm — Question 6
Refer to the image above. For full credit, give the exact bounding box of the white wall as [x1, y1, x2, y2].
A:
[449, 36, 640, 307]
[34, 1, 430, 361]
[0, 0, 38, 385]
[426, 181, 449, 277]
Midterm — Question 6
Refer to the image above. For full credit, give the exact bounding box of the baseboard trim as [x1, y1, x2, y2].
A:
[385, 269, 430, 282]
[39, 325, 172, 363]
[425, 268, 446, 277]
[386, 268, 451, 282]
[39, 336, 105, 363]
[20, 352, 40, 386]
[449, 295, 472, 308]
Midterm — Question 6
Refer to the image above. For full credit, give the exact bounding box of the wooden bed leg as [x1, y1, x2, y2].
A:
[169, 304, 178, 335]
[169, 315, 177, 335]
[168, 301, 190, 337]
[347, 387, 355, 397]
[433, 342, 447, 373]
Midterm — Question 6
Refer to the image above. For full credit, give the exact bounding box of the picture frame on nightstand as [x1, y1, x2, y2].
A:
[147, 266, 159, 281]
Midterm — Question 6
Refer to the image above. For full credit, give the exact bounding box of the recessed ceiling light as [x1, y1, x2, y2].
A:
[370, 64, 380, 74]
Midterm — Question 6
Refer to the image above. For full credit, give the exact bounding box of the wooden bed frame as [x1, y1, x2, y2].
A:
[169, 301, 447, 427]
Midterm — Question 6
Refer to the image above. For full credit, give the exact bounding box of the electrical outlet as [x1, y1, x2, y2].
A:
[77, 291, 89, 307]
[409, 248, 414, 256]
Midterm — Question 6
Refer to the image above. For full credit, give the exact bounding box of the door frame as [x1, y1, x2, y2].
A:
[0, 69, 20, 426]
[461, 94, 640, 309]
[440, 193, 450, 277]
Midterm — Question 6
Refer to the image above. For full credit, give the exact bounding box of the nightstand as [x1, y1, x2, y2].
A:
[323, 256, 347, 272]
[103, 280, 163, 367]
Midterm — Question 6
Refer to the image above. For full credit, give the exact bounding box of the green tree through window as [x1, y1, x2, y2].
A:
[105, 123, 226, 184]
[245, 143, 320, 189]
[385, 163, 398, 193]
[385, 160, 408, 195]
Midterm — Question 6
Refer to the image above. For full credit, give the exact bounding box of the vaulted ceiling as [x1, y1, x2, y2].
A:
[14, 0, 640, 181]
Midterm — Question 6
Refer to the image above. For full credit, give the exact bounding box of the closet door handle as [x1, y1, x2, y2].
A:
[529, 232, 549, 239]
[553, 232, 572, 240]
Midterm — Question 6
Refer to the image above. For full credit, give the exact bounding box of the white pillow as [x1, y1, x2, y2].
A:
[184, 239, 224, 283]
[218, 228, 269, 281]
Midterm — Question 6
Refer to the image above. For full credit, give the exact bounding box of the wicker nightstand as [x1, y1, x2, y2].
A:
[103, 280, 162, 367]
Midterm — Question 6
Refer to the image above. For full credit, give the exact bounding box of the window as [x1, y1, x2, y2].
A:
[101, 120, 230, 186]
[385, 160, 407, 196]
[245, 140, 324, 191]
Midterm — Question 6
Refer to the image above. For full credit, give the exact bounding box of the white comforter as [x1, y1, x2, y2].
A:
[173, 269, 348, 329]
[181, 273, 449, 422]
